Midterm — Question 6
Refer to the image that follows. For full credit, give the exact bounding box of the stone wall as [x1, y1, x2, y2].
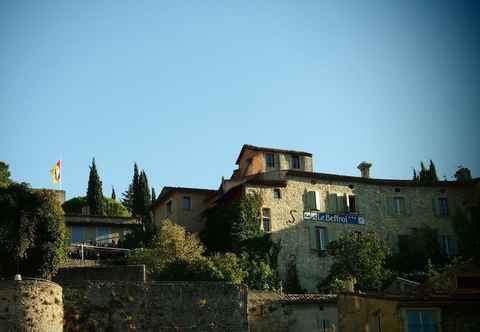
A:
[247, 176, 474, 291]
[54, 265, 146, 284]
[0, 279, 63, 332]
[63, 281, 248, 332]
[248, 291, 338, 332]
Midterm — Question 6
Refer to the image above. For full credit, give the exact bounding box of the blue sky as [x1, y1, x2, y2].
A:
[1, 1, 479, 199]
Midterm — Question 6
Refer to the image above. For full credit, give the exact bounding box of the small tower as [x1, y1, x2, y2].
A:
[357, 162, 372, 179]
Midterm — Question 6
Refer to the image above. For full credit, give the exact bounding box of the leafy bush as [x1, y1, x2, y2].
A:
[0, 183, 67, 279]
[62, 196, 130, 217]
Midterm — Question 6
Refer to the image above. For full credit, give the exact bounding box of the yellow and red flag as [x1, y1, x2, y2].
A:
[50, 160, 61, 184]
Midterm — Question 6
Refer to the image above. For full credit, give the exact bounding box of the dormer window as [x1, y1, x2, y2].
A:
[292, 155, 300, 169]
[266, 153, 275, 169]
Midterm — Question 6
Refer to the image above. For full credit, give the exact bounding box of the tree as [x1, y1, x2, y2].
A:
[62, 196, 130, 217]
[412, 169, 418, 182]
[151, 187, 156, 204]
[121, 184, 134, 213]
[137, 170, 151, 222]
[0, 161, 12, 188]
[86, 158, 105, 215]
[111, 186, 116, 200]
[201, 192, 282, 290]
[0, 183, 67, 279]
[321, 231, 391, 291]
[128, 219, 205, 274]
[428, 160, 439, 182]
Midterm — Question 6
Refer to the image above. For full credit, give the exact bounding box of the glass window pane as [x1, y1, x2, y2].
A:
[71, 226, 84, 243]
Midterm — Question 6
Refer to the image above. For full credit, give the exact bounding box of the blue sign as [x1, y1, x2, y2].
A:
[304, 211, 365, 225]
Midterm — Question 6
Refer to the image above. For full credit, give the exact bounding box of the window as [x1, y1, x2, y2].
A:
[182, 196, 192, 210]
[440, 235, 456, 257]
[265, 153, 275, 169]
[438, 198, 449, 216]
[262, 208, 271, 232]
[96, 226, 109, 243]
[291, 155, 301, 169]
[315, 226, 328, 251]
[392, 197, 406, 216]
[273, 188, 281, 199]
[348, 195, 356, 213]
[71, 226, 84, 243]
[317, 319, 331, 332]
[406, 310, 438, 332]
[166, 200, 173, 214]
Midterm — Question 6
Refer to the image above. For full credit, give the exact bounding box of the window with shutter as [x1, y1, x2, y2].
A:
[328, 193, 338, 213]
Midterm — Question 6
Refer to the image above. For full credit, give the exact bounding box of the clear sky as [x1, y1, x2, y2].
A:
[1, 1, 479, 199]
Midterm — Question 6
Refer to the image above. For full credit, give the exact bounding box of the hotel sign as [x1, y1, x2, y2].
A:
[304, 211, 365, 225]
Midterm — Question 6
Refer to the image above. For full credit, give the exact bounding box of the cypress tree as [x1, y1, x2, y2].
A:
[429, 160, 438, 182]
[413, 169, 418, 182]
[132, 163, 141, 217]
[151, 187, 156, 204]
[86, 158, 105, 215]
[138, 170, 151, 219]
[122, 184, 134, 213]
[111, 186, 116, 200]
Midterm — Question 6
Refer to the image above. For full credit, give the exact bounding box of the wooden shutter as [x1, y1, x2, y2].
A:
[305, 191, 314, 210]
[328, 193, 338, 213]
[338, 194, 347, 213]
[308, 224, 318, 250]
[432, 198, 439, 216]
[387, 197, 395, 216]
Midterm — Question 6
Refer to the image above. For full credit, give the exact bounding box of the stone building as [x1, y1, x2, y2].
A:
[155, 144, 479, 291]
[152, 186, 217, 233]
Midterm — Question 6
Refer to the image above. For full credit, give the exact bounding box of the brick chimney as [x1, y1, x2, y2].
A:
[357, 162, 372, 179]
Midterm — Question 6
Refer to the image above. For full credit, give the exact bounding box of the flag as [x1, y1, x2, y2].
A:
[50, 160, 61, 184]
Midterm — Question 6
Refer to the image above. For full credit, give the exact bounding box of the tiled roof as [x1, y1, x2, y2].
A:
[286, 170, 480, 187]
[235, 144, 312, 164]
[280, 293, 337, 304]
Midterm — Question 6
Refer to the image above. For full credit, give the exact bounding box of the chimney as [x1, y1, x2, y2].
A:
[357, 162, 372, 179]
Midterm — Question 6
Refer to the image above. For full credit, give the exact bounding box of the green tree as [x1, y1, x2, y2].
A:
[428, 160, 439, 182]
[0, 183, 67, 279]
[321, 231, 391, 291]
[412, 168, 418, 182]
[86, 158, 105, 215]
[0, 161, 12, 188]
[63, 196, 130, 217]
[111, 186, 116, 200]
[104, 198, 130, 217]
[121, 184, 134, 212]
[151, 187, 156, 204]
[62, 196, 87, 214]
[137, 170, 151, 222]
[128, 219, 205, 274]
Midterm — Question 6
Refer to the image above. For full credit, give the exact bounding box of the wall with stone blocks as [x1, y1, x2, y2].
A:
[54, 264, 146, 284]
[0, 279, 63, 332]
[63, 281, 248, 332]
[247, 176, 475, 291]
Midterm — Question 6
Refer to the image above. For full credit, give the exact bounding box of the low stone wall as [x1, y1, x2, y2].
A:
[0, 279, 63, 332]
[54, 265, 146, 284]
[63, 281, 248, 332]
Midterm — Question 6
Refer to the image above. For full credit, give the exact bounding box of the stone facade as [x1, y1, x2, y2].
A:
[244, 172, 475, 291]
[152, 188, 216, 234]
[63, 281, 248, 332]
[0, 279, 63, 332]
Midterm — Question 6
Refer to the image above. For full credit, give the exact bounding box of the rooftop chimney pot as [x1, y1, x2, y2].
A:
[357, 162, 372, 179]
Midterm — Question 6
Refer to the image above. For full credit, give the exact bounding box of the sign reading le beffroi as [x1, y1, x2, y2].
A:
[304, 211, 366, 225]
